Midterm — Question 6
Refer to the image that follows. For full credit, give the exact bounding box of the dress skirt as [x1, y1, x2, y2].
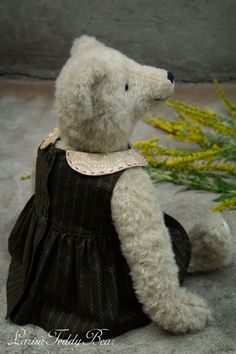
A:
[6, 196, 191, 341]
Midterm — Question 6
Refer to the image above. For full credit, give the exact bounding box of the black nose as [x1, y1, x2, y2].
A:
[167, 71, 174, 83]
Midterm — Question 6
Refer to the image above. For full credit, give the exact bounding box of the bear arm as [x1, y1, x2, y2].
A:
[111, 167, 181, 322]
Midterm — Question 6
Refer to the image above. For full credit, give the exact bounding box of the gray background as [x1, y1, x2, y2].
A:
[0, 0, 236, 82]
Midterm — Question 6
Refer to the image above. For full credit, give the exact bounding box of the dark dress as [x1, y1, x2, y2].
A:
[6, 137, 191, 341]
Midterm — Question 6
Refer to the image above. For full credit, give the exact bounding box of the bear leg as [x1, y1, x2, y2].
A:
[187, 213, 235, 273]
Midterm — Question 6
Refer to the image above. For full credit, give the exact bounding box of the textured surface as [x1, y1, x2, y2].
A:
[1, 0, 236, 81]
[0, 80, 236, 353]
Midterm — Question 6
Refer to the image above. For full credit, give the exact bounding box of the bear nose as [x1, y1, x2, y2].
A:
[167, 71, 174, 83]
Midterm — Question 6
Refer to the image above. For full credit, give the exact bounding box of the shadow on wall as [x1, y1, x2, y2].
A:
[0, 0, 236, 82]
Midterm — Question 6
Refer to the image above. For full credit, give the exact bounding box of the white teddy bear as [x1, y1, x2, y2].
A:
[6, 35, 234, 341]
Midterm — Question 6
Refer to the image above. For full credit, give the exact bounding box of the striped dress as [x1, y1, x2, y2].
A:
[6, 135, 191, 341]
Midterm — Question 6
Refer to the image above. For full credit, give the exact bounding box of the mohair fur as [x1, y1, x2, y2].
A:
[43, 35, 234, 334]
[55, 35, 174, 153]
[111, 167, 212, 333]
[187, 213, 234, 273]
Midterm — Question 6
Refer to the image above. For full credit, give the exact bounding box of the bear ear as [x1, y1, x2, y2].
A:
[70, 35, 103, 56]
[56, 57, 107, 121]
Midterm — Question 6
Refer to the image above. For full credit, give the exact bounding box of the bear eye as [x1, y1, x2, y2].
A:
[125, 83, 129, 91]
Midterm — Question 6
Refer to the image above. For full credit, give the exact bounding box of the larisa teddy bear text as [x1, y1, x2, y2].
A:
[6, 35, 234, 342]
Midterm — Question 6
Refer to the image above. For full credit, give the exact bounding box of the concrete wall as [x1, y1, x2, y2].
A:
[1, 0, 236, 82]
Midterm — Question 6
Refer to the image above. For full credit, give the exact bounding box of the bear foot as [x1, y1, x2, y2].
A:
[187, 212, 235, 273]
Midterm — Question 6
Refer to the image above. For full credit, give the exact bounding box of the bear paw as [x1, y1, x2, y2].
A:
[158, 289, 212, 334]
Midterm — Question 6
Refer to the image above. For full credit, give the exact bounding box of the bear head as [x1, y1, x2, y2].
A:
[55, 35, 174, 153]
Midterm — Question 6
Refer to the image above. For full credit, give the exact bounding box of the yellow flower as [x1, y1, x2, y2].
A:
[134, 81, 236, 212]
[196, 162, 236, 175]
[162, 145, 225, 167]
[144, 116, 207, 146]
[20, 174, 31, 180]
[214, 79, 236, 118]
[167, 100, 236, 136]
[211, 196, 236, 212]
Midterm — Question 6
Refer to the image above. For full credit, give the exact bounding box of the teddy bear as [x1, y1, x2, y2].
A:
[6, 35, 234, 342]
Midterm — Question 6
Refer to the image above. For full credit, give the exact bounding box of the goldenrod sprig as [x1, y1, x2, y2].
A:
[167, 100, 236, 136]
[134, 81, 236, 211]
[214, 79, 236, 118]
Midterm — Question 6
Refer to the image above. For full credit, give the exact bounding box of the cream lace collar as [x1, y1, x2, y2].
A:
[40, 128, 148, 176]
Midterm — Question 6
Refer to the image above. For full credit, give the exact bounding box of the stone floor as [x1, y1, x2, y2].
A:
[0, 80, 236, 354]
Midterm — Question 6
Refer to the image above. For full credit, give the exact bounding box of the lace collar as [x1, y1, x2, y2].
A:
[40, 128, 148, 176]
